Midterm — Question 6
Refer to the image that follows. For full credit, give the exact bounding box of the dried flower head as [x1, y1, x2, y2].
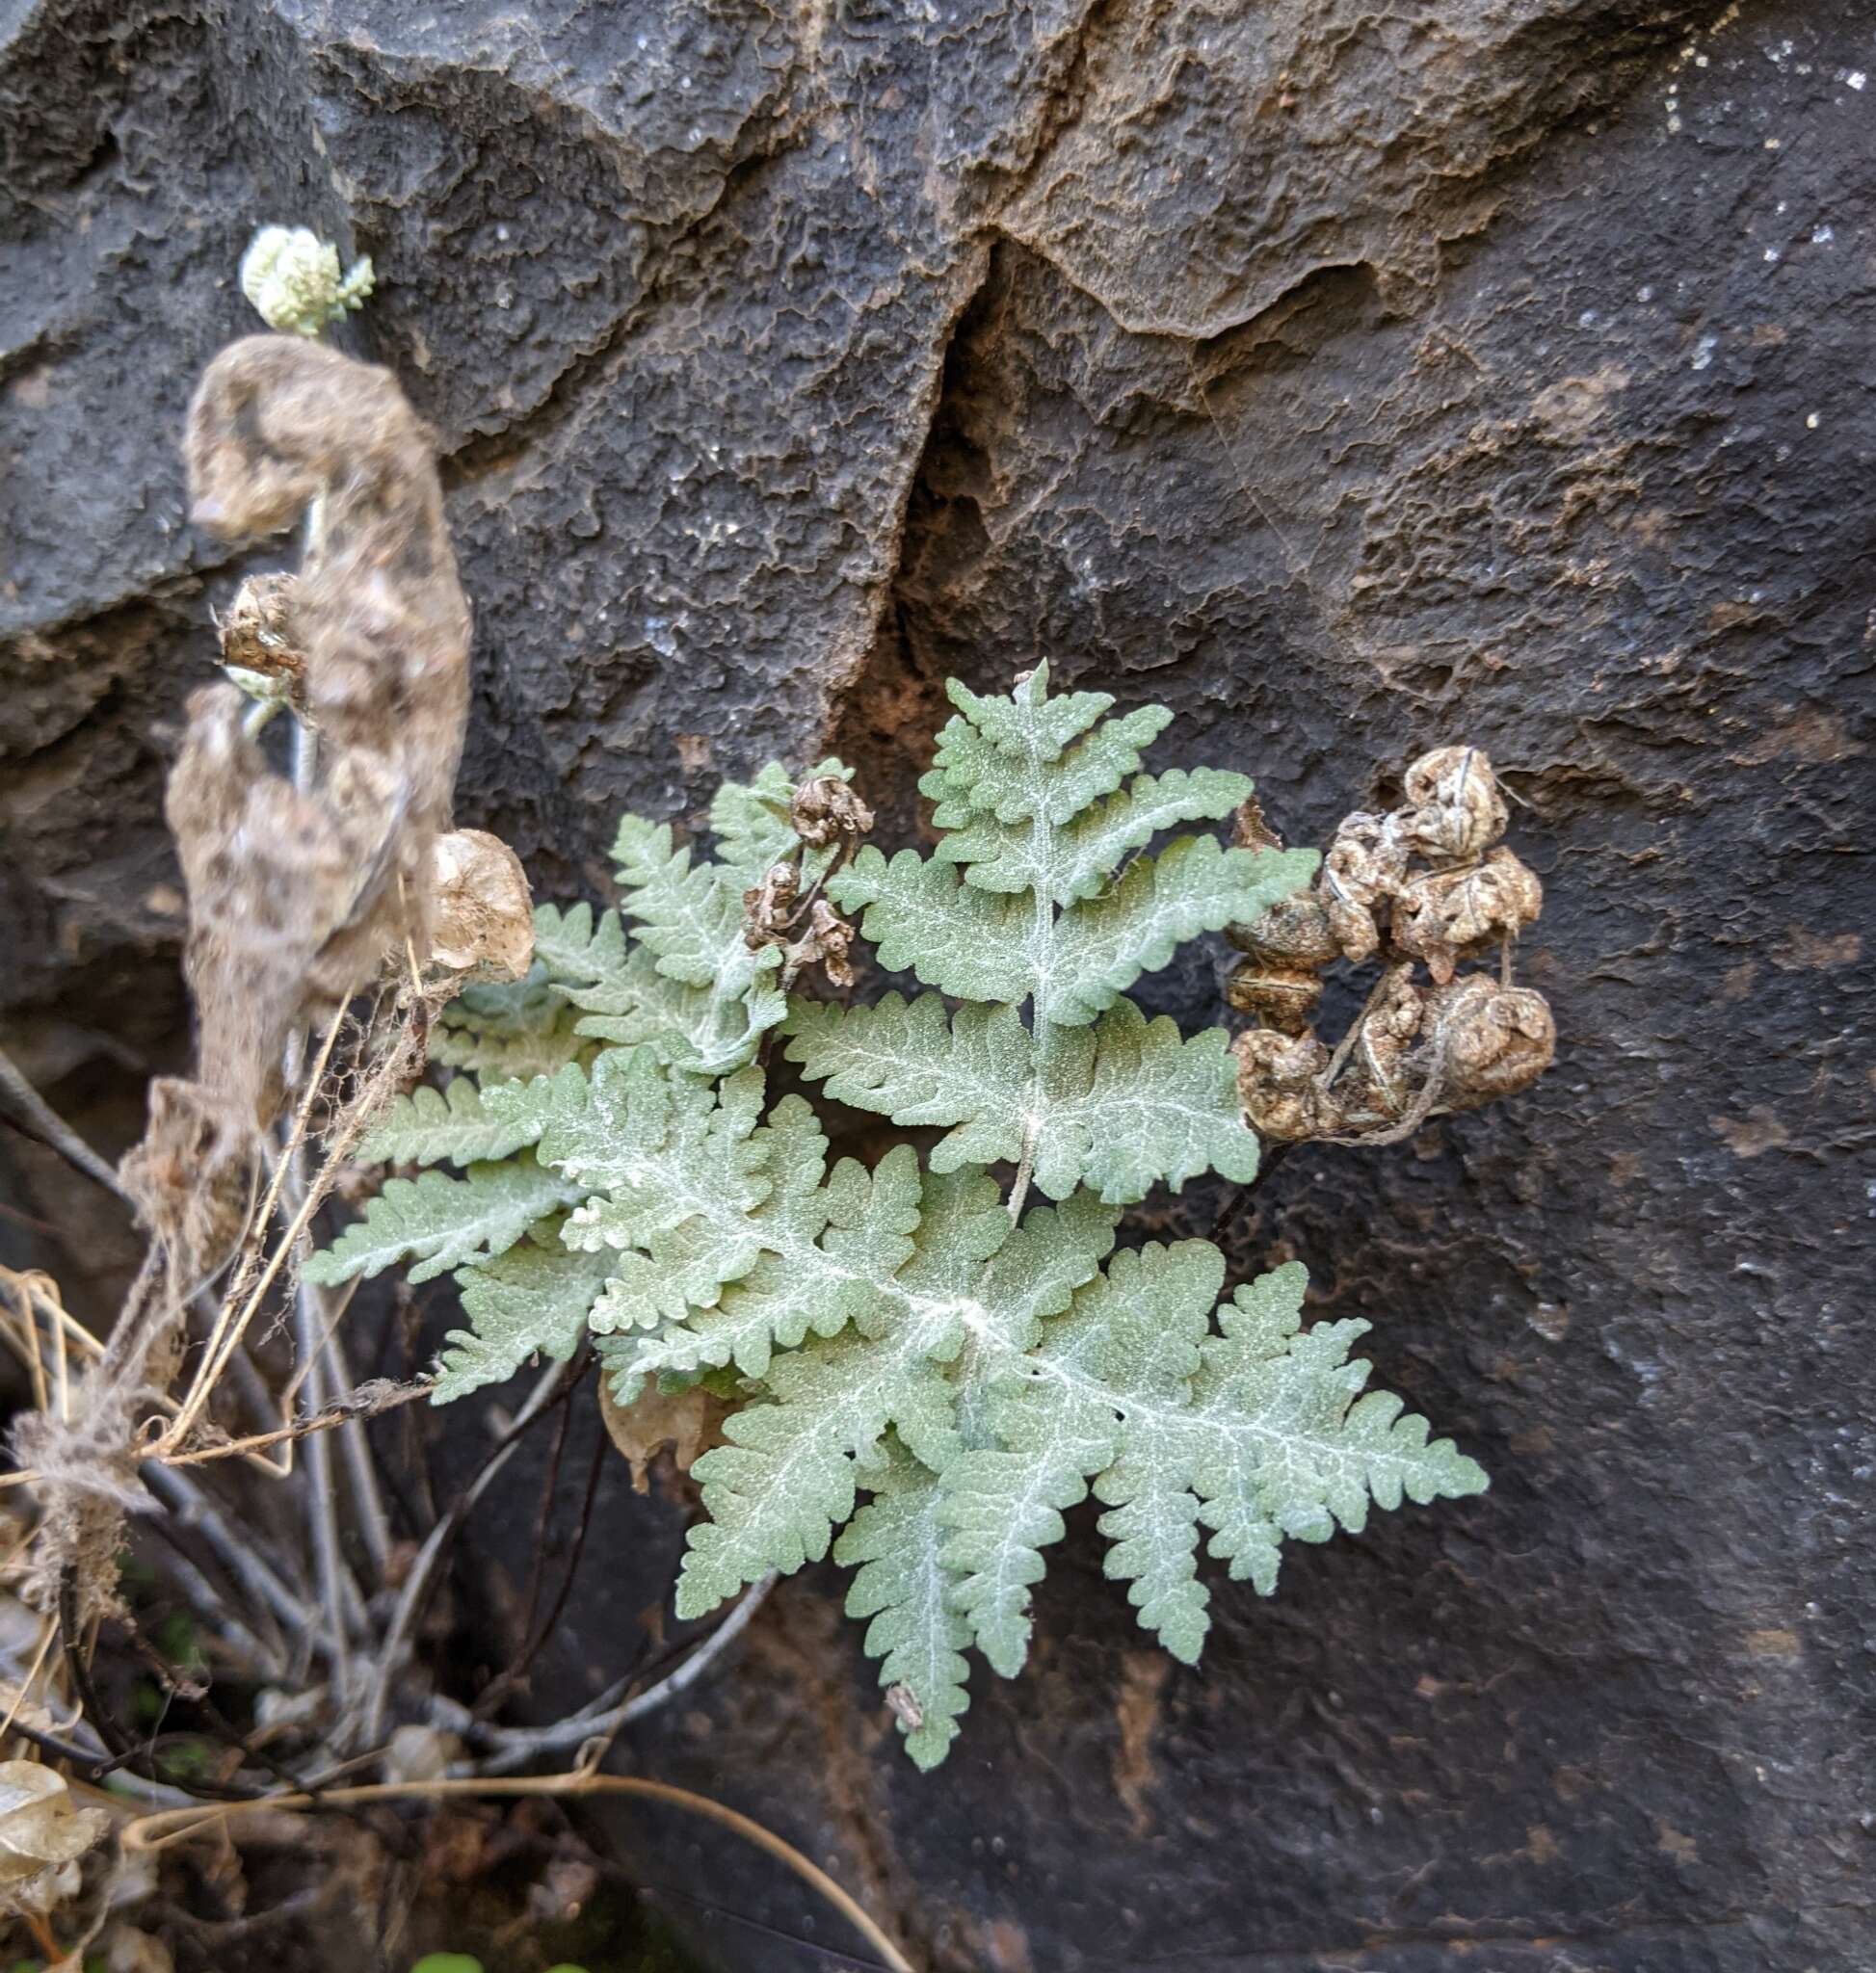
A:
[239, 225, 375, 338]
[790, 774, 876, 849]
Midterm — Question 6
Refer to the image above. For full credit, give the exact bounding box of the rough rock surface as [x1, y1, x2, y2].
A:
[3, 2, 1873, 1969]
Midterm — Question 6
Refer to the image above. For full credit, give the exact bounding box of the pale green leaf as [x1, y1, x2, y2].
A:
[304, 1151, 588, 1286]
[786, 992, 1256, 1205]
[670, 1170, 1108, 1622]
[530, 901, 625, 987]
[435, 1228, 616, 1404]
[920, 664, 1171, 829]
[359, 1076, 543, 1170]
[1030, 1001, 1256, 1203]
[1044, 836, 1319, 1026]
[828, 850, 1036, 1005]
[938, 766, 1252, 904]
[611, 816, 781, 994]
[835, 1441, 972, 1770]
[433, 962, 597, 1081]
[537, 897, 784, 1076]
[784, 994, 1028, 1171]
[961, 1251, 1488, 1665]
[431, 1011, 595, 1084]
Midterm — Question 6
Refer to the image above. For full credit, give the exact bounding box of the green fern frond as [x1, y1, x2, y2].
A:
[435, 1223, 617, 1403]
[828, 664, 1315, 1038]
[533, 882, 785, 1077]
[359, 1075, 544, 1170]
[432, 964, 596, 1082]
[611, 817, 773, 991]
[834, 1438, 972, 1770]
[668, 1170, 1121, 1618]
[945, 1253, 1486, 1670]
[936, 764, 1253, 903]
[304, 674, 1496, 1776]
[785, 991, 1257, 1203]
[303, 1150, 588, 1286]
[922, 671, 1169, 829]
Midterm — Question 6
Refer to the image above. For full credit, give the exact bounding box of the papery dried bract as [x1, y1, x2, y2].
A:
[427, 829, 535, 982]
[0, 1760, 109, 1917]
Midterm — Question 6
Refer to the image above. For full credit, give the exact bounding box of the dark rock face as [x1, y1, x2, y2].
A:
[4, 1, 1872, 1969]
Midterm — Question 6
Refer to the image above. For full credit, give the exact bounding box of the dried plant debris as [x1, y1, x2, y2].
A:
[33, 336, 476, 1626]
[598, 1377, 727, 1494]
[427, 829, 536, 983]
[0, 1759, 110, 1920]
[1229, 747, 1555, 1144]
[789, 773, 875, 849]
[125, 335, 470, 1225]
[215, 569, 306, 723]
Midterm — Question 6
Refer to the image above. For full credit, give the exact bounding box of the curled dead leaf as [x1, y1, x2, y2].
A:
[790, 775, 875, 849]
[1226, 744, 1552, 1146]
[1391, 847, 1543, 985]
[1422, 976, 1557, 1111]
[1398, 745, 1509, 861]
[598, 1379, 727, 1494]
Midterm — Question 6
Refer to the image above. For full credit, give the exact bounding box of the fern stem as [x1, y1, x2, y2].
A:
[358, 1356, 571, 1748]
[469, 1569, 778, 1773]
[0, 1041, 130, 1203]
[1005, 1124, 1036, 1224]
[288, 1161, 358, 1700]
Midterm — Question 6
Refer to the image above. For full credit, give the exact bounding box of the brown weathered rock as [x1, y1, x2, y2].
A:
[3, 2, 1871, 1970]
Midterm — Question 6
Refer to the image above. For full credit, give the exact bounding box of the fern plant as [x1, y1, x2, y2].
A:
[309, 667, 1487, 1768]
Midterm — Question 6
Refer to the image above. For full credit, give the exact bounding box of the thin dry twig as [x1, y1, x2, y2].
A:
[357, 1357, 572, 1749]
[0, 1042, 130, 1205]
[121, 1767, 915, 1973]
[470, 1572, 779, 1774]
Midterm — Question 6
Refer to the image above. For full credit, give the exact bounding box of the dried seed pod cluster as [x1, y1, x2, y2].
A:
[742, 774, 876, 988]
[1229, 748, 1555, 1145]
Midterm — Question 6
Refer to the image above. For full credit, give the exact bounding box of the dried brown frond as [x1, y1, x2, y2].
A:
[789, 775, 875, 849]
[1230, 747, 1556, 1145]
[598, 1380, 727, 1495]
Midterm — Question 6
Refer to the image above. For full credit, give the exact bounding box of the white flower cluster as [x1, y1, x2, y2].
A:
[239, 224, 375, 338]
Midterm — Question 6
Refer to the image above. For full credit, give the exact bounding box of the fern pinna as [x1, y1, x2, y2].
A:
[310, 668, 1486, 1768]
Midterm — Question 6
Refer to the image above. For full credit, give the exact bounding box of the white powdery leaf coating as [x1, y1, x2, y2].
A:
[303, 1150, 588, 1286]
[785, 991, 1257, 1204]
[358, 1074, 544, 1170]
[836, 1441, 974, 1770]
[938, 1253, 1488, 1673]
[435, 1230, 617, 1404]
[535, 877, 785, 1075]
